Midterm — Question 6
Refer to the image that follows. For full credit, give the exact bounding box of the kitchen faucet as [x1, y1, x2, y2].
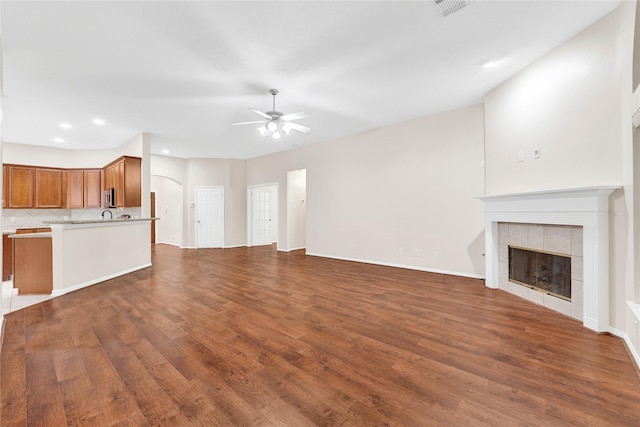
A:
[101, 210, 113, 220]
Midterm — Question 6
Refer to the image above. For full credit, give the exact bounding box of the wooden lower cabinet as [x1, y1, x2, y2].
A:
[13, 235, 53, 294]
[3, 234, 13, 281]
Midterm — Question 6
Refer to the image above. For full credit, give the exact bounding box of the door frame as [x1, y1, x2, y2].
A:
[195, 185, 224, 249]
[247, 183, 278, 248]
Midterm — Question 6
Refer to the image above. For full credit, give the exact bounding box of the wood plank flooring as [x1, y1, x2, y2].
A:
[2, 244, 640, 426]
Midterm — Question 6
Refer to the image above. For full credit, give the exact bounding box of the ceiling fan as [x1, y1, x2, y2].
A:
[232, 89, 310, 139]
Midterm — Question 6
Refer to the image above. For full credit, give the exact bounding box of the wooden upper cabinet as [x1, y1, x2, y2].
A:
[66, 169, 102, 208]
[66, 170, 84, 209]
[103, 156, 141, 207]
[35, 168, 65, 208]
[6, 165, 35, 208]
[3, 164, 65, 209]
[84, 169, 102, 207]
[3, 157, 137, 210]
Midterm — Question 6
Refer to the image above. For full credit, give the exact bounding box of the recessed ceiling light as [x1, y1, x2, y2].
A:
[53, 137, 64, 143]
[92, 118, 105, 125]
[59, 122, 72, 129]
[480, 59, 501, 69]
[161, 149, 170, 154]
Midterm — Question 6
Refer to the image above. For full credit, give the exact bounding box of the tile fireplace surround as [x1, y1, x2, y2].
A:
[479, 186, 619, 333]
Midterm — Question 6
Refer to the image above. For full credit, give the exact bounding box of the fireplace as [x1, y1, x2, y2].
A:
[479, 186, 619, 333]
[496, 222, 582, 318]
[509, 246, 571, 300]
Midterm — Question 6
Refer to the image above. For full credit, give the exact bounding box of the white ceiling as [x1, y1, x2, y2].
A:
[1, 0, 621, 160]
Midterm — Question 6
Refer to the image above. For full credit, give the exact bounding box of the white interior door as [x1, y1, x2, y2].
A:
[251, 188, 272, 246]
[196, 187, 224, 248]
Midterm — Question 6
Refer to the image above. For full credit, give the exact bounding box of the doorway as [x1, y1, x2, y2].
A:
[196, 186, 224, 248]
[247, 183, 278, 247]
[150, 175, 184, 247]
[287, 169, 307, 251]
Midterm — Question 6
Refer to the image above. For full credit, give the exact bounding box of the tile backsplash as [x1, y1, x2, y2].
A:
[3, 207, 142, 228]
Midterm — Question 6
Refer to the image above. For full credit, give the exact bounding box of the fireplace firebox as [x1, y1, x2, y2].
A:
[508, 246, 571, 301]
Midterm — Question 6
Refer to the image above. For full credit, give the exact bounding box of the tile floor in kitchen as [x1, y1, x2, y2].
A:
[2, 280, 55, 314]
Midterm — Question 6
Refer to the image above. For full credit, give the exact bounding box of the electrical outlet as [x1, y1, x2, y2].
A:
[413, 249, 420, 257]
[10, 217, 15, 222]
[517, 151, 524, 162]
[399, 248, 404, 255]
[434, 250, 441, 260]
[533, 147, 541, 159]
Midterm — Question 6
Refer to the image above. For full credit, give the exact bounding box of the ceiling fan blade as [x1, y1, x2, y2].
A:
[249, 108, 273, 120]
[232, 120, 268, 126]
[287, 122, 311, 133]
[280, 111, 310, 121]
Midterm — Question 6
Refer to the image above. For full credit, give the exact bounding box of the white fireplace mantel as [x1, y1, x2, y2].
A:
[478, 186, 620, 333]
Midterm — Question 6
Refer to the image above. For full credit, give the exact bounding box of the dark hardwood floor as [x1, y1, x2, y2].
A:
[2, 244, 640, 426]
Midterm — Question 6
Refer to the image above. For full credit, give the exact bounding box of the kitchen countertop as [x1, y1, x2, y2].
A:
[3, 227, 51, 235]
[44, 217, 159, 225]
[9, 232, 52, 239]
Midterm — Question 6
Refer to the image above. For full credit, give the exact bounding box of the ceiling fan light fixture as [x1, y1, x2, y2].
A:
[233, 88, 310, 139]
[434, 0, 466, 16]
[266, 120, 279, 132]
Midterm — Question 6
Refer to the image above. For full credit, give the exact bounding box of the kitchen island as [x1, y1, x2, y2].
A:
[46, 218, 158, 294]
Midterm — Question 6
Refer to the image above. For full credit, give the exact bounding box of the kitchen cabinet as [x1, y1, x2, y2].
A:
[35, 168, 65, 208]
[103, 156, 141, 207]
[12, 234, 53, 294]
[5, 165, 35, 208]
[66, 169, 102, 208]
[66, 170, 84, 208]
[3, 165, 65, 209]
[3, 234, 12, 281]
[84, 169, 102, 207]
[3, 156, 139, 210]
[3, 227, 50, 283]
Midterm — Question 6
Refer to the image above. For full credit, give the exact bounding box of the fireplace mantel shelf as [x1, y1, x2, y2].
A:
[477, 186, 621, 202]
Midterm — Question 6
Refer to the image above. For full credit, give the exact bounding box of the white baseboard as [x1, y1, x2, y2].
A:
[305, 252, 485, 280]
[52, 263, 153, 297]
[224, 244, 247, 249]
[278, 246, 306, 253]
[155, 241, 182, 248]
[608, 325, 640, 371]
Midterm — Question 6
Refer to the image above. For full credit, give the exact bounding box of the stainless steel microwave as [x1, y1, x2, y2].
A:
[104, 188, 115, 208]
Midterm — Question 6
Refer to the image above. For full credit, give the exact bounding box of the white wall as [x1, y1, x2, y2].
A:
[247, 104, 486, 277]
[484, 9, 623, 194]
[150, 154, 246, 248]
[150, 175, 183, 246]
[50, 221, 151, 291]
[3, 142, 119, 168]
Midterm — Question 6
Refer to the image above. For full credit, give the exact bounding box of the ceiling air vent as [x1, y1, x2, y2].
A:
[435, 0, 467, 16]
